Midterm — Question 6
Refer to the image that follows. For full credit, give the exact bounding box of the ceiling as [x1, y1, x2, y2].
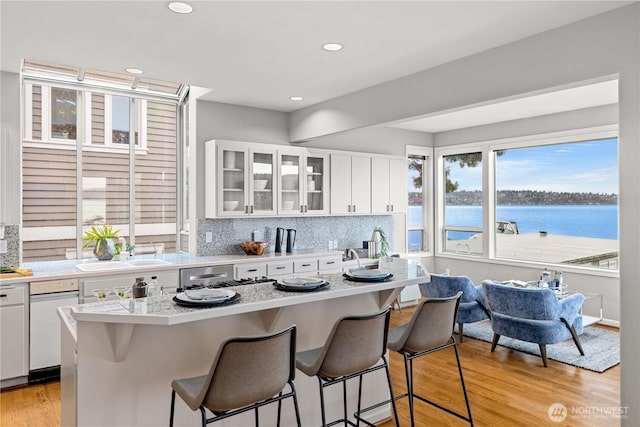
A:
[0, 1, 628, 130]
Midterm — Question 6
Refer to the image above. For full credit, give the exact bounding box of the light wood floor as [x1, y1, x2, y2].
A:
[1, 306, 620, 427]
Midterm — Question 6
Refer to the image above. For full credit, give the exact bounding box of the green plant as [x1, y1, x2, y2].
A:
[374, 226, 389, 258]
[82, 224, 120, 251]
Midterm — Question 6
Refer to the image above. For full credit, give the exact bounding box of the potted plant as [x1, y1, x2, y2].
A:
[82, 224, 120, 260]
[371, 226, 389, 258]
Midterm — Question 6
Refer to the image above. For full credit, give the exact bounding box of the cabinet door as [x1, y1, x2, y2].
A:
[350, 155, 371, 214]
[304, 153, 330, 214]
[278, 152, 303, 215]
[1, 305, 27, 380]
[388, 158, 406, 213]
[217, 143, 249, 216]
[330, 154, 353, 214]
[249, 148, 277, 215]
[371, 157, 391, 213]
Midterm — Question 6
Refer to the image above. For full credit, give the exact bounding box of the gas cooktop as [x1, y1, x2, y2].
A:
[185, 276, 275, 290]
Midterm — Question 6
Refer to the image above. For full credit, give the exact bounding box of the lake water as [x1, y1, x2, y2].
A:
[409, 205, 618, 245]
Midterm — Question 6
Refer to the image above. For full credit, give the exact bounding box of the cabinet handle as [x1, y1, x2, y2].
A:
[247, 268, 258, 272]
[301, 264, 311, 267]
[353, 205, 356, 212]
[244, 205, 249, 214]
[250, 205, 254, 214]
[390, 204, 394, 212]
[304, 205, 308, 213]
[348, 205, 352, 212]
[0, 294, 7, 298]
[276, 266, 286, 270]
[300, 205, 304, 213]
[326, 261, 335, 265]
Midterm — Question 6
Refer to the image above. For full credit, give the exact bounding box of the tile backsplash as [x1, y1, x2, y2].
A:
[0, 224, 20, 266]
[197, 216, 394, 256]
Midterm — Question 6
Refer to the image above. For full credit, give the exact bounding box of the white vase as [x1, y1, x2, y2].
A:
[371, 230, 382, 257]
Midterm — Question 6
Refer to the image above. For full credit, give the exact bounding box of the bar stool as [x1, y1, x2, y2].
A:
[387, 291, 473, 426]
[295, 307, 399, 427]
[169, 325, 301, 427]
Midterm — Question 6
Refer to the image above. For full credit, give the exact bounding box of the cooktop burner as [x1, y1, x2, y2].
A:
[185, 276, 274, 290]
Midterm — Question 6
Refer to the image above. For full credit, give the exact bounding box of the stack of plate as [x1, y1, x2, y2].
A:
[343, 268, 393, 282]
[274, 277, 329, 292]
[173, 289, 238, 307]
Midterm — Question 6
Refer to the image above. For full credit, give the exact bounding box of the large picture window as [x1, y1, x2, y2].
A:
[21, 60, 184, 262]
[437, 128, 619, 271]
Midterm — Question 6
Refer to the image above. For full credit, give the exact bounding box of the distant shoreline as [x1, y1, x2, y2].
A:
[409, 190, 618, 206]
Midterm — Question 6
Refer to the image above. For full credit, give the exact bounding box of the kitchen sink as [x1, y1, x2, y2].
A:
[75, 261, 133, 272]
[76, 259, 172, 272]
[127, 259, 172, 267]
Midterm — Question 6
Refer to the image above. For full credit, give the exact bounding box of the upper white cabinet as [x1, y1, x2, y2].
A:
[206, 140, 277, 217]
[371, 157, 406, 214]
[278, 149, 329, 215]
[330, 154, 371, 214]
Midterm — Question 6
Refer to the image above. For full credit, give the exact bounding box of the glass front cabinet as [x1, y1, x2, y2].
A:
[211, 141, 277, 217]
[277, 149, 329, 215]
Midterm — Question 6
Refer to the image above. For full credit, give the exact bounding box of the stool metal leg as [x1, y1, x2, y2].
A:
[170, 390, 176, 427]
[453, 342, 474, 426]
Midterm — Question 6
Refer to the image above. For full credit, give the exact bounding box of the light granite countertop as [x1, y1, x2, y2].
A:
[63, 257, 429, 328]
[1, 249, 344, 285]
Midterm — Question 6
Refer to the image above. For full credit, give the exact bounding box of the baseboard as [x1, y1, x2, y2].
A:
[28, 366, 60, 384]
[598, 318, 620, 328]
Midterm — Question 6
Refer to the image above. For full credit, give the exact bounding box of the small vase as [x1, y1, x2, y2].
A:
[93, 238, 115, 260]
[371, 230, 382, 257]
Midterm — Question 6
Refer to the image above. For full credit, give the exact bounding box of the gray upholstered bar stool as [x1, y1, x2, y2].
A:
[169, 325, 301, 427]
[295, 307, 399, 427]
[387, 291, 473, 426]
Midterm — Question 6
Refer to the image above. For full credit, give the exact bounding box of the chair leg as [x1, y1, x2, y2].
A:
[453, 342, 474, 426]
[568, 325, 585, 356]
[404, 355, 415, 427]
[539, 344, 548, 367]
[356, 374, 363, 427]
[343, 379, 348, 426]
[290, 381, 302, 427]
[317, 377, 327, 427]
[199, 407, 206, 427]
[254, 406, 259, 427]
[169, 389, 176, 427]
[458, 323, 464, 343]
[491, 333, 500, 352]
[382, 356, 400, 427]
[276, 391, 283, 427]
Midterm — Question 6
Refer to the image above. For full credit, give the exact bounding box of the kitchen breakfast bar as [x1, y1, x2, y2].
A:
[58, 257, 428, 426]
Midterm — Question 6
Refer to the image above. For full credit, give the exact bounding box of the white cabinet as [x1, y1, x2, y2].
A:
[206, 140, 277, 217]
[371, 157, 406, 214]
[278, 149, 329, 215]
[330, 154, 371, 214]
[1, 283, 28, 382]
[235, 263, 267, 279]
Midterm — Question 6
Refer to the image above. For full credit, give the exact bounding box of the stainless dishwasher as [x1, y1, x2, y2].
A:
[29, 278, 79, 383]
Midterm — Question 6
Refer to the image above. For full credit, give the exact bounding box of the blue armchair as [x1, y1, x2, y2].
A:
[482, 281, 585, 367]
[419, 274, 490, 342]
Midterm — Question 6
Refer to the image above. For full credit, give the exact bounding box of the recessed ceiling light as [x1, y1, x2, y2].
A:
[322, 43, 343, 52]
[125, 67, 144, 75]
[290, 96, 304, 101]
[168, 2, 193, 14]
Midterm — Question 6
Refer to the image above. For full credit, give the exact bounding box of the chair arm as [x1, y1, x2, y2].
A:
[558, 293, 585, 326]
[473, 284, 489, 313]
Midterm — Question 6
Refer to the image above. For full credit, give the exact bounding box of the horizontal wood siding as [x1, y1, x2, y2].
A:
[23, 95, 178, 262]
[32, 85, 42, 140]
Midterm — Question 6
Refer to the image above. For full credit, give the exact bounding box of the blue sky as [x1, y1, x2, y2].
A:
[447, 138, 618, 194]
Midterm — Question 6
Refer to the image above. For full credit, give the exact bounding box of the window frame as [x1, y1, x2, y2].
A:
[435, 125, 619, 275]
[405, 145, 433, 255]
[23, 84, 148, 154]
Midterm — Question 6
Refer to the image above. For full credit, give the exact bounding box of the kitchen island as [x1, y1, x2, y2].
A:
[59, 257, 428, 427]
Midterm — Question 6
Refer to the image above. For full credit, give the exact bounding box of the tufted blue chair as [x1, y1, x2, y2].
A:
[481, 281, 585, 367]
[419, 274, 490, 342]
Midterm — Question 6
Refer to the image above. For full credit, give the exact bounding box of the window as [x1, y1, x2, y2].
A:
[437, 127, 619, 272]
[442, 152, 483, 255]
[406, 147, 432, 253]
[21, 60, 186, 261]
[495, 138, 618, 269]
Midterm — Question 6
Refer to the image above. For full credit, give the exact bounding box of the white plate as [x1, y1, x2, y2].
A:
[281, 277, 325, 286]
[347, 269, 390, 279]
[180, 289, 235, 302]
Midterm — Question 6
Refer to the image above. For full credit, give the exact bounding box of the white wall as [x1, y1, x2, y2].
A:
[0, 71, 21, 224]
[289, 5, 639, 422]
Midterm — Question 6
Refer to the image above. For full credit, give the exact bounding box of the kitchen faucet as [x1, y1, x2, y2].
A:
[346, 248, 362, 268]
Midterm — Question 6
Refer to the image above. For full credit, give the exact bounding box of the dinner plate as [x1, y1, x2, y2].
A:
[173, 292, 240, 308]
[273, 280, 329, 292]
[346, 268, 391, 279]
[180, 289, 235, 302]
[343, 272, 393, 283]
[281, 277, 325, 286]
